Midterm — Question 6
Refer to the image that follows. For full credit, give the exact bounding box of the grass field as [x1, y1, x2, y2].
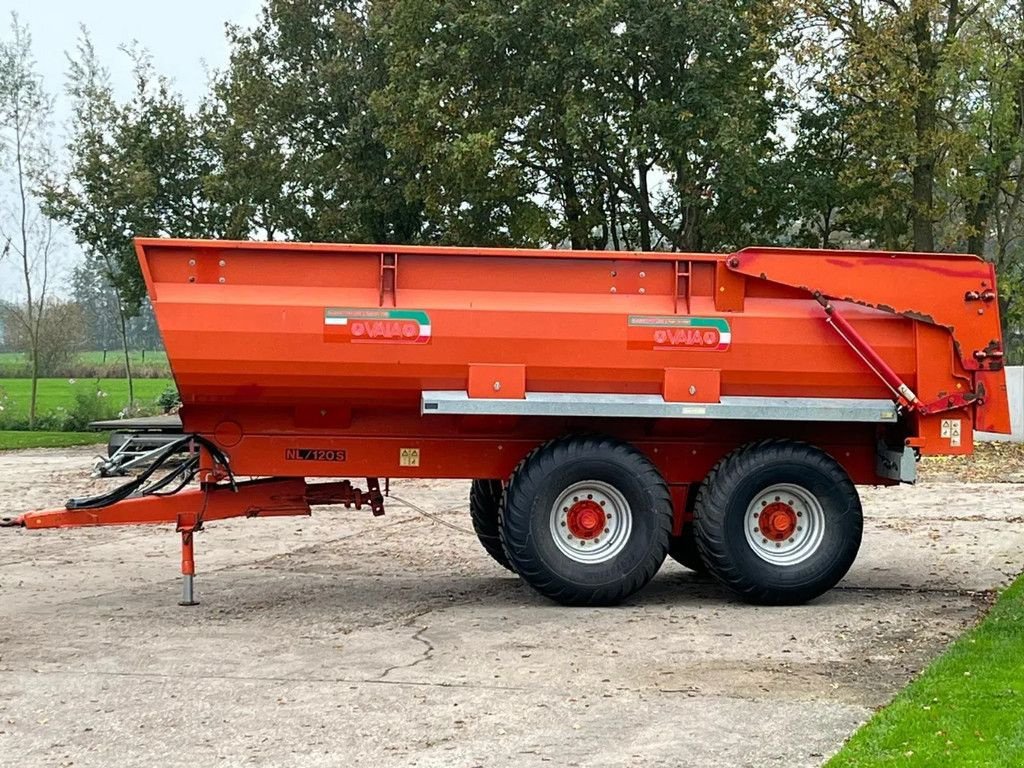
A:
[0, 378, 173, 419]
[0, 430, 108, 450]
[0, 350, 168, 366]
[827, 574, 1024, 767]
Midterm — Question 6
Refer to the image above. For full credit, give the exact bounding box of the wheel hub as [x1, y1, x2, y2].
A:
[743, 483, 826, 566]
[758, 502, 797, 541]
[549, 480, 633, 564]
[566, 500, 606, 540]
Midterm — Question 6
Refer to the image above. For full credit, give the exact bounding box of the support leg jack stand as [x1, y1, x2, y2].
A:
[179, 529, 199, 607]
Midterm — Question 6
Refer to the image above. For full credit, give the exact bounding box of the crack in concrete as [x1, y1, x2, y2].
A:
[378, 614, 435, 680]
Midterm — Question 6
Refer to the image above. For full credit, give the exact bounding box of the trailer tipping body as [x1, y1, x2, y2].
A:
[3, 239, 1011, 607]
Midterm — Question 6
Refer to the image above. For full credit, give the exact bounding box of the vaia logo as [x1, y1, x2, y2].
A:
[628, 316, 731, 351]
[325, 308, 432, 344]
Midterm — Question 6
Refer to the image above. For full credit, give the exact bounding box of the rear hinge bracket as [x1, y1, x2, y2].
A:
[916, 392, 981, 416]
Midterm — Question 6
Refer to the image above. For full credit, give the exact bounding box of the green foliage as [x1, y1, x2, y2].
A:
[44, 33, 218, 316]
[828, 574, 1024, 767]
[206, 0, 425, 244]
[61, 388, 118, 431]
[156, 385, 181, 413]
[791, 0, 1024, 336]
[376, 0, 787, 251]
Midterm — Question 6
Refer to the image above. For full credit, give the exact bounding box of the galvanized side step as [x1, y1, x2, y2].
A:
[422, 391, 899, 423]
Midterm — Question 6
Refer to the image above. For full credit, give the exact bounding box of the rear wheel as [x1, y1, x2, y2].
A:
[500, 435, 672, 606]
[667, 522, 708, 573]
[470, 479, 514, 572]
[694, 440, 862, 605]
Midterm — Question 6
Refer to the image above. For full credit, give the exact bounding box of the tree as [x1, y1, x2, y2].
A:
[70, 262, 122, 361]
[206, 0, 426, 244]
[0, 14, 56, 428]
[377, 0, 787, 251]
[794, 0, 994, 252]
[46, 31, 216, 410]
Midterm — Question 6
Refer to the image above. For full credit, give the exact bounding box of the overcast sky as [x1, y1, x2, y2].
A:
[0, 0, 264, 299]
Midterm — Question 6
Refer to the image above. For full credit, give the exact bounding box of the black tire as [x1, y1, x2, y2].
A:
[667, 522, 708, 573]
[500, 435, 672, 606]
[470, 479, 515, 572]
[694, 440, 862, 605]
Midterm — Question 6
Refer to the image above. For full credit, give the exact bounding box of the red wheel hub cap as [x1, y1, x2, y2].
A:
[566, 500, 606, 540]
[759, 502, 797, 541]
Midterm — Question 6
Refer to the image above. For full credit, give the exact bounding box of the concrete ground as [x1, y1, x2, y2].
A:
[1, 447, 1022, 768]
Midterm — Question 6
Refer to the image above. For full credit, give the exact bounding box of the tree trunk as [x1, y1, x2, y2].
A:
[966, 194, 991, 257]
[637, 163, 652, 252]
[820, 206, 834, 249]
[29, 349, 38, 430]
[608, 190, 621, 251]
[115, 296, 135, 412]
[911, 2, 937, 252]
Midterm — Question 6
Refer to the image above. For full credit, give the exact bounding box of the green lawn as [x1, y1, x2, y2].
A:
[0, 378, 172, 419]
[0, 430, 108, 450]
[827, 574, 1024, 767]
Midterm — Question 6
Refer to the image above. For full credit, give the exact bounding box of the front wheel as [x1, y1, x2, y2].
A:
[470, 479, 515, 572]
[694, 440, 862, 605]
[500, 436, 672, 606]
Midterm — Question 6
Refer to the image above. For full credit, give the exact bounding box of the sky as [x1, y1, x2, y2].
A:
[0, 0, 264, 300]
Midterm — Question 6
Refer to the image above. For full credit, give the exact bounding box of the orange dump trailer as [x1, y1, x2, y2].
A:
[4, 239, 1011, 606]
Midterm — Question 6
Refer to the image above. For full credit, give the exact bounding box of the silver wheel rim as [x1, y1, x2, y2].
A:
[549, 480, 633, 564]
[743, 483, 825, 566]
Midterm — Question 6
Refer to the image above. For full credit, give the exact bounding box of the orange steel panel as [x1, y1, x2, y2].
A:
[468, 364, 526, 399]
[714, 261, 746, 312]
[663, 368, 721, 403]
[728, 247, 1005, 373]
[133, 237, 1011, 485]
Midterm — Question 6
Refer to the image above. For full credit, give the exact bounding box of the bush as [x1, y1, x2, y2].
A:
[61, 388, 119, 431]
[156, 385, 181, 413]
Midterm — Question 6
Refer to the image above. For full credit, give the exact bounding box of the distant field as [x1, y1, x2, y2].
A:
[0, 378, 172, 419]
[78, 350, 168, 366]
[0, 350, 168, 364]
[0, 430, 108, 450]
[0, 350, 170, 376]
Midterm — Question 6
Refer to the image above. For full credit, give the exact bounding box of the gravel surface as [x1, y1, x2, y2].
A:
[1, 446, 1022, 767]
